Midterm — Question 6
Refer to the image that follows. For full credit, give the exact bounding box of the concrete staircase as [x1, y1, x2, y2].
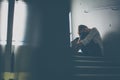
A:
[72, 55, 120, 80]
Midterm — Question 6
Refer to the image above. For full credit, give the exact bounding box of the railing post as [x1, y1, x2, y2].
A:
[3, 0, 15, 80]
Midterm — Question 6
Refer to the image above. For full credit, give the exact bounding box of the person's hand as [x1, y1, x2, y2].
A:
[71, 38, 83, 52]
[77, 40, 82, 44]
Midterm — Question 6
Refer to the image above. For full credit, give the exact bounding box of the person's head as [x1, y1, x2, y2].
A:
[78, 25, 89, 35]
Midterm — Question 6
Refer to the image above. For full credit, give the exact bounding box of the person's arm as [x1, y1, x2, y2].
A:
[81, 28, 98, 46]
[71, 37, 79, 47]
[71, 38, 83, 52]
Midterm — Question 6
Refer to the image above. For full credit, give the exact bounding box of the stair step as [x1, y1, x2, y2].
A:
[74, 74, 120, 77]
[73, 60, 120, 66]
[73, 66, 120, 74]
[73, 60, 104, 66]
[75, 66, 120, 69]
[74, 60, 104, 62]
[73, 74, 120, 80]
[73, 55, 104, 60]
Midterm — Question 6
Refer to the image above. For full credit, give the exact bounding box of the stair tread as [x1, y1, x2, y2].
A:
[75, 66, 120, 69]
[74, 74, 120, 77]
[74, 60, 104, 62]
[73, 55, 104, 58]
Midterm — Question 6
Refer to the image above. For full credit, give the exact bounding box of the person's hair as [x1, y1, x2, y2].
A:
[78, 25, 88, 32]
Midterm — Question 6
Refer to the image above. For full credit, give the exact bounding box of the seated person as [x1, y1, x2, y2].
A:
[71, 25, 103, 56]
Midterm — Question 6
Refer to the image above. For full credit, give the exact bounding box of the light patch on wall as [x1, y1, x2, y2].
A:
[12, 0, 27, 45]
[0, 0, 8, 45]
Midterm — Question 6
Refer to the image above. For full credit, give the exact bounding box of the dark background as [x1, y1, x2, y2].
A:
[24, 0, 72, 80]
